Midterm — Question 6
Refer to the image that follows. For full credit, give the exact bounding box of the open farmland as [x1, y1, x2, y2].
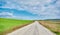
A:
[38, 20, 60, 35]
[0, 18, 33, 35]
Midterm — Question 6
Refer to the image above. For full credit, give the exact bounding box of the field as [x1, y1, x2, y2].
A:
[0, 18, 60, 35]
[38, 20, 60, 35]
[0, 18, 33, 35]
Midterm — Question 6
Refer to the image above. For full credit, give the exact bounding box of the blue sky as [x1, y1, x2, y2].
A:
[0, 0, 60, 20]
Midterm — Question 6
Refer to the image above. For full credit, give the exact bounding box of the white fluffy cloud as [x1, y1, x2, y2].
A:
[1, 0, 60, 19]
[0, 12, 14, 17]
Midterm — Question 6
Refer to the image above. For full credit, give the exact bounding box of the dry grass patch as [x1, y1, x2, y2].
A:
[38, 20, 60, 35]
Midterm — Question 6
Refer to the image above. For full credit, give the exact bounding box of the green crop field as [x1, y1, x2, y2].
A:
[39, 19, 60, 35]
[0, 18, 33, 35]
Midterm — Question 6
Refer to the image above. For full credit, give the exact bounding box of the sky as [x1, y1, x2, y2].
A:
[0, 0, 60, 20]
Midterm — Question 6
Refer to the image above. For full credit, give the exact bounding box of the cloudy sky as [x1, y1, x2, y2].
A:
[0, 0, 60, 20]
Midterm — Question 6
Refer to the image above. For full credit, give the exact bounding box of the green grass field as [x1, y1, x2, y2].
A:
[39, 20, 60, 35]
[0, 18, 33, 35]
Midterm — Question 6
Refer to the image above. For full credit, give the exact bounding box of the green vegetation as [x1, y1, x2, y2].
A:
[0, 18, 33, 35]
[39, 20, 60, 35]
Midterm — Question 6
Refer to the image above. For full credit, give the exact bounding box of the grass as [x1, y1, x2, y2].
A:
[39, 20, 60, 35]
[0, 18, 33, 35]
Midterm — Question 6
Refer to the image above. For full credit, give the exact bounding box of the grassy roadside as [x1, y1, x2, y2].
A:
[0, 18, 34, 35]
[38, 20, 60, 35]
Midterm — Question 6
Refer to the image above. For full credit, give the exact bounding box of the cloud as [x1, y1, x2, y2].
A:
[0, 12, 14, 17]
[0, 8, 40, 20]
[0, 0, 60, 19]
